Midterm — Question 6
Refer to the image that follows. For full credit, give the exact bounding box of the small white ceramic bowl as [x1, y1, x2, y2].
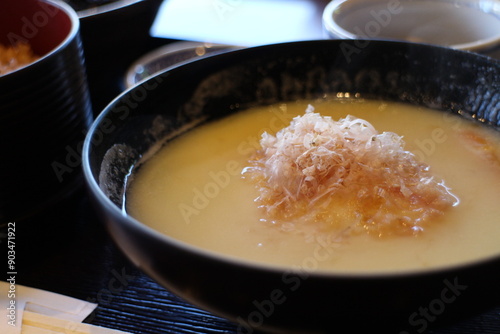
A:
[323, 0, 500, 56]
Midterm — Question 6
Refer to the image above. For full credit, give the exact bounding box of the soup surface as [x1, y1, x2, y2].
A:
[126, 99, 500, 273]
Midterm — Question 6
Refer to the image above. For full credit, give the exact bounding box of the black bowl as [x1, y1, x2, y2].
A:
[73, 0, 164, 114]
[0, 0, 93, 224]
[83, 40, 500, 333]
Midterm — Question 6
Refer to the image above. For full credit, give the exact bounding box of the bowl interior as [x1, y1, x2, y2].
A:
[86, 40, 499, 259]
[0, 0, 73, 57]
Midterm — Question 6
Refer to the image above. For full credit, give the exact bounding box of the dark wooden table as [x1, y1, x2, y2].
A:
[8, 184, 238, 334]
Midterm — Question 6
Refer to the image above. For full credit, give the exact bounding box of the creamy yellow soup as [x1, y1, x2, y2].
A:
[126, 99, 500, 273]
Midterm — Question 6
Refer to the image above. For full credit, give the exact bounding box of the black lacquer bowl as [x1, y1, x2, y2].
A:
[72, 0, 164, 113]
[83, 40, 500, 333]
[0, 0, 93, 224]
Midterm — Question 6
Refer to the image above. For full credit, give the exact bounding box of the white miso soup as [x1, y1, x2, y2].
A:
[126, 99, 500, 273]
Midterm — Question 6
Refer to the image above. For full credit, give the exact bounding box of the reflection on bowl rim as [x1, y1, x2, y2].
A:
[83, 44, 500, 280]
[322, 0, 500, 52]
[75, 0, 143, 18]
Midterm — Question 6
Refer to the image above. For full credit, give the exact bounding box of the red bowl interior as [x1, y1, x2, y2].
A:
[0, 0, 73, 57]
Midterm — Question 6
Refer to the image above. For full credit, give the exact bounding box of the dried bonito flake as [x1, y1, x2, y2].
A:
[243, 105, 459, 237]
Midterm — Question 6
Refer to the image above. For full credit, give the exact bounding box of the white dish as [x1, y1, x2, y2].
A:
[323, 0, 500, 56]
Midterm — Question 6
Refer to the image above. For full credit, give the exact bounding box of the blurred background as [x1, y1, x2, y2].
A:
[74, 0, 332, 113]
[75, 0, 500, 115]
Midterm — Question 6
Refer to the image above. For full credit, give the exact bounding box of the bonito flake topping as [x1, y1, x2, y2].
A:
[244, 105, 459, 237]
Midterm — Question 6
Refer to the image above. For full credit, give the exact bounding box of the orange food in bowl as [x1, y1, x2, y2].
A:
[0, 43, 39, 76]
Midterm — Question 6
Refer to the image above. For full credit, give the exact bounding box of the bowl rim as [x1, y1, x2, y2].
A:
[124, 41, 242, 88]
[75, 0, 144, 18]
[83, 39, 500, 280]
[322, 0, 500, 52]
[1, 0, 80, 78]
